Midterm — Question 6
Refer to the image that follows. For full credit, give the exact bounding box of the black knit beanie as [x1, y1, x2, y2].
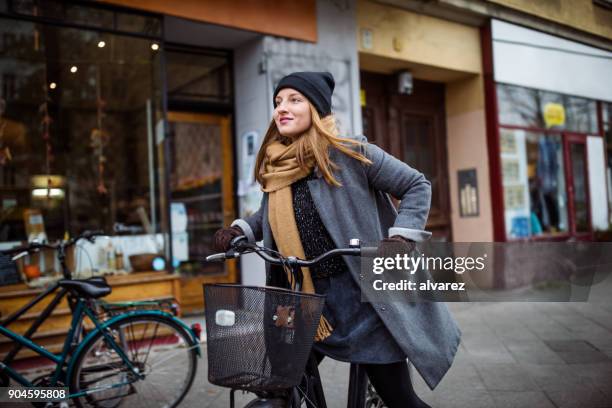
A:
[273, 72, 335, 117]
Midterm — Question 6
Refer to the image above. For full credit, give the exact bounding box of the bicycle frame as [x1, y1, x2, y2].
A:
[0, 282, 201, 397]
[0, 283, 132, 387]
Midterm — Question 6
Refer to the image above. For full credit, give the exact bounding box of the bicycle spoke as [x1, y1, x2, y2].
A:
[140, 321, 160, 367]
[148, 343, 200, 370]
[129, 318, 142, 364]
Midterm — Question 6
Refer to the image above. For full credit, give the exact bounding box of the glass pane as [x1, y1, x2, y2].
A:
[498, 84, 599, 134]
[9, 0, 161, 37]
[563, 95, 598, 134]
[570, 143, 589, 232]
[169, 117, 224, 275]
[116, 12, 162, 36]
[497, 83, 542, 128]
[500, 129, 568, 238]
[12, 0, 114, 29]
[0, 17, 165, 263]
[166, 50, 232, 104]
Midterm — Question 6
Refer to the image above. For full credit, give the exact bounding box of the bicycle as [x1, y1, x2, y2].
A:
[204, 236, 386, 408]
[0, 231, 201, 407]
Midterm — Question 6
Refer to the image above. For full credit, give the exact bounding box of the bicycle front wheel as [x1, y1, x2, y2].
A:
[69, 314, 198, 408]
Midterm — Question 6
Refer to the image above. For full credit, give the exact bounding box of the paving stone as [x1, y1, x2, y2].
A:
[518, 363, 598, 392]
[544, 340, 600, 352]
[494, 326, 541, 341]
[545, 384, 611, 408]
[462, 335, 517, 364]
[473, 363, 537, 391]
[555, 349, 611, 364]
[430, 362, 487, 391]
[430, 389, 495, 408]
[490, 391, 556, 408]
[505, 340, 566, 365]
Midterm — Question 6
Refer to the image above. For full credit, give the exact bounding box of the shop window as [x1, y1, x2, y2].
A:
[501, 129, 568, 238]
[497, 84, 541, 128]
[497, 83, 599, 134]
[0, 15, 165, 255]
[166, 49, 232, 105]
[564, 96, 598, 134]
[5, 0, 161, 37]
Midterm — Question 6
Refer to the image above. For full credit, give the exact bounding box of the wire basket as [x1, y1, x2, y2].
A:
[204, 284, 325, 392]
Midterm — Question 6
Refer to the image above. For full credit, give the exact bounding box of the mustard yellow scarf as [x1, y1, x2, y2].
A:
[261, 140, 333, 342]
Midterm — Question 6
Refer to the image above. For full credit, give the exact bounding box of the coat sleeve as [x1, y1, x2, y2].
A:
[359, 136, 433, 242]
[230, 194, 265, 243]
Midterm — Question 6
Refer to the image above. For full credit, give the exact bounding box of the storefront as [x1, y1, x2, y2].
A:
[0, 0, 322, 360]
[484, 19, 612, 242]
[0, 0, 338, 336]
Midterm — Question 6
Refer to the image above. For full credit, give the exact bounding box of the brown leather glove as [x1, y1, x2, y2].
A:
[378, 235, 416, 257]
[212, 226, 244, 252]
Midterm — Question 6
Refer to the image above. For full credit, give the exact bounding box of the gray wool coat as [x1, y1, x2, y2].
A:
[231, 136, 461, 390]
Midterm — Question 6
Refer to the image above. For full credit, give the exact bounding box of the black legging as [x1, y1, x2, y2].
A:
[315, 352, 431, 408]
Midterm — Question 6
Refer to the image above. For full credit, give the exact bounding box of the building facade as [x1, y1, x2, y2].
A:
[356, 0, 612, 287]
[1, 0, 610, 315]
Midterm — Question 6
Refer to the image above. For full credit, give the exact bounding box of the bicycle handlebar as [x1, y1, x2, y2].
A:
[205, 236, 363, 267]
[1, 230, 106, 261]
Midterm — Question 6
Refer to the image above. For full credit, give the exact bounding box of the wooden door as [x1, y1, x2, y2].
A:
[167, 111, 237, 314]
[563, 133, 592, 239]
[361, 72, 452, 240]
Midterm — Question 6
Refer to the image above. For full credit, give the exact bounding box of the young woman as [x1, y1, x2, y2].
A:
[214, 72, 461, 408]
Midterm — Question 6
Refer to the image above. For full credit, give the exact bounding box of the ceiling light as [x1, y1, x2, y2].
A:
[70, 66, 78, 73]
[32, 188, 65, 198]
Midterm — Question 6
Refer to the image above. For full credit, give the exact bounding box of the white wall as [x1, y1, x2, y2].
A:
[234, 38, 268, 286]
[587, 136, 609, 230]
[492, 19, 612, 102]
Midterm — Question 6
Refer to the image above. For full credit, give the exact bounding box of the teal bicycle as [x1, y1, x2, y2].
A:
[0, 231, 201, 407]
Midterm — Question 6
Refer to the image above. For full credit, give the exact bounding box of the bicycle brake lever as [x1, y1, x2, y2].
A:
[230, 235, 248, 248]
[84, 230, 105, 242]
[11, 251, 29, 262]
[205, 253, 228, 262]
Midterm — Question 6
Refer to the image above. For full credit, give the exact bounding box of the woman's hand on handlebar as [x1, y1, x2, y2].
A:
[212, 226, 245, 252]
[378, 235, 416, 258]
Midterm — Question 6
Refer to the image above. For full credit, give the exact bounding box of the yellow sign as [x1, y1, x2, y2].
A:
[543, 103, 565, 128]
[360, 89, 366, 107]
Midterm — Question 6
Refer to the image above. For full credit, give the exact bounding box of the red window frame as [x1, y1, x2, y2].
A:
[495, 122, 602, 242]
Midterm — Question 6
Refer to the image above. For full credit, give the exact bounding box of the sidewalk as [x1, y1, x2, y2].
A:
[184, 272, 612, 408]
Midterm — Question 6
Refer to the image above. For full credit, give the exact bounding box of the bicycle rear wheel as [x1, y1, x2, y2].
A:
[69, 314, 197, 408]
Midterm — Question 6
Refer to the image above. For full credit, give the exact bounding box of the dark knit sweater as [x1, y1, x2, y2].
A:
[292, 172, 345, 278]
[291, 172, 406, 364]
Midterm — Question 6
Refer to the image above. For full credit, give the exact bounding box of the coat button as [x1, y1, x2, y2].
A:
[380, 306, 386, 311]
[359, 274, 364, 280]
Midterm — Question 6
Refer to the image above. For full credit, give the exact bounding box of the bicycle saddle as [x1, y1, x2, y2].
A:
[58, 279, 112, 298]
